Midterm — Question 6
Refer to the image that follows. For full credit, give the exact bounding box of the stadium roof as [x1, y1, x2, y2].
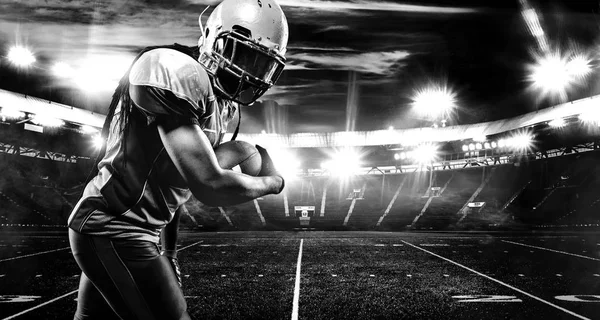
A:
[0, 89, 104, 128]
[2, 88, 596, 149]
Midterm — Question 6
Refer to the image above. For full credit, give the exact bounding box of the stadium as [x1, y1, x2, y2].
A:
[1, 0, 600, 319]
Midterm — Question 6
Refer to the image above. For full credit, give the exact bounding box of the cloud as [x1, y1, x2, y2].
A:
[288, 46, 358, 53]
[286, 50, 409, 75]
[315, 25, 351, 33]
[277, 0, 480, 14]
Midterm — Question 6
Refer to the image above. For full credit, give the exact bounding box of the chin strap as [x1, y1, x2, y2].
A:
[231, 106, 241, 141]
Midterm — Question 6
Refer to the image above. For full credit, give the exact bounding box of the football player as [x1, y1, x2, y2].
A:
[67, 0, 288, 319]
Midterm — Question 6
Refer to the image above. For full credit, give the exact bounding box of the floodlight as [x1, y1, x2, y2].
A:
[93, 135, 104, 149]
[461, 145, 468, 152]
[475, 143, 482, 150]
[528, 51, 591, 100]
[529, 54, 569, 94]
[484, 142, 491, 149]
[388, 126, 394, 131]
[498, 139, 506, 148]
[322, 148, 362, 177]
[31, 114, 64, 127]
[412, 144, 438, 164]
[269, 149, 301, 179]
[508, 133, 533, 150]
[548, 118, 565, 128]
[0, 107, 25, 119]
[411, 84, 457, 119]
[468, 143, 475, 151]
[394, 153, 400, 160]
[400, 152, 406, 160]
[566, 54, 591, 79]
[491, 141, 497, 148]
[7, 46, 36, 67]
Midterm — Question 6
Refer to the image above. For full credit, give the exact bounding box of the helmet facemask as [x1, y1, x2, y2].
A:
[199, 29, 286, 105]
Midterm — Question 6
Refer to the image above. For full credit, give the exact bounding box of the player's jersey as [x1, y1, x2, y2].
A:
[68, 48, 237, 243]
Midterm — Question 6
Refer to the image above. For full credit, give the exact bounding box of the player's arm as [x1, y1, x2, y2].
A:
[158, 122, 283, 207]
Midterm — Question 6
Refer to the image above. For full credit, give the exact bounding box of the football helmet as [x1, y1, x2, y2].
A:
[198, 0, 288, 105]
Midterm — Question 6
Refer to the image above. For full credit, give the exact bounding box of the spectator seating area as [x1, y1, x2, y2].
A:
[3, 150, 600, 230]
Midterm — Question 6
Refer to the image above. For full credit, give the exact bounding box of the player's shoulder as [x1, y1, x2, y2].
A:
[129, 48, 212, 109]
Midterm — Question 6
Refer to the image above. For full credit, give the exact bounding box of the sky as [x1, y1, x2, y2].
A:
[0, 0, 599, 134]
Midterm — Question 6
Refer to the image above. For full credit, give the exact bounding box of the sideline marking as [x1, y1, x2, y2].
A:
[401, 240, 591, 320]
[502, 240, 600, 262]
[452, 295, 522, 303]
[291, 239, 304, 320]
[2, 290, 78, 320]
[1, 240, 203, 320]
[0, 247, 70, 263]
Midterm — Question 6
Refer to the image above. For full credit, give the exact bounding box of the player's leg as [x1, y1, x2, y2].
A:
[69, 229, 191, 320]
[73, 272, 120, 320]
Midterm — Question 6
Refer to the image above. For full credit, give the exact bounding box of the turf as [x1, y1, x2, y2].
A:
[1, 230, 599, 320]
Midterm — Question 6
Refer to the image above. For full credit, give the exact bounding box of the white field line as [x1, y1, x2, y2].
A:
[2, 290, 79, 320]
[291, 239, 304, 320]
[401, 240, 591, 320]
[0, 247, 70, 263]
[502, 240, 600, 262]
[177, 240, 204, 252]
[1, 240, 204, 320]
[253, 199, 266, 226]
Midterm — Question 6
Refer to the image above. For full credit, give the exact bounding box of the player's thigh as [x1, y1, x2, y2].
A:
[74, 272, 120, 320]
[112, 239, 188, 320]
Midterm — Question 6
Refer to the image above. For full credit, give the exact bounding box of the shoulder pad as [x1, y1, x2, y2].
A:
[129, 48, 211, 112]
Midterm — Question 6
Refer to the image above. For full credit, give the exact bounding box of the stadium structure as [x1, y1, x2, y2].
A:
[1, 87, 599, 232]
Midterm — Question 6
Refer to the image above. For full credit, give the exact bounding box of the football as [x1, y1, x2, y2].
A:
[214, 140, 262, 176]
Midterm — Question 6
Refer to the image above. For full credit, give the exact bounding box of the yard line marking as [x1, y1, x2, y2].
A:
[1, 289, 78, 320]
[177, 240, 203, 252]
[1, 239, 203, 320]
[502, 240, 600, 262]
[0, 247, 70, 263]
[401, 240, 591, 320]
[291, 239, 304, 320]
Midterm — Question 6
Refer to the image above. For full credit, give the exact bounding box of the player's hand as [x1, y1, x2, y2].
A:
[255, 145, 285, 193]
[161, 250, 182, 287]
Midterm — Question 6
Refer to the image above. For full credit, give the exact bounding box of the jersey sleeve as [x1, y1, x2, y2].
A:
[128, 48, 212, 124]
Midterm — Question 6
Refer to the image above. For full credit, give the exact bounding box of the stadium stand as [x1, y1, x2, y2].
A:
[3, 89, 600, 231]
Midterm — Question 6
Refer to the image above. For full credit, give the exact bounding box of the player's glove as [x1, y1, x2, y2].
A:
[161, 250, 182, 288]
[255, 144, 285, 193]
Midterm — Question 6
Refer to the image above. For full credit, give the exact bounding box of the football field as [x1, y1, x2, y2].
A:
[1, 230, 599, 320]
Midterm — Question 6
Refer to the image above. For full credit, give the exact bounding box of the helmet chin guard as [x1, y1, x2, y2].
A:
[198, 0, 288, 105]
